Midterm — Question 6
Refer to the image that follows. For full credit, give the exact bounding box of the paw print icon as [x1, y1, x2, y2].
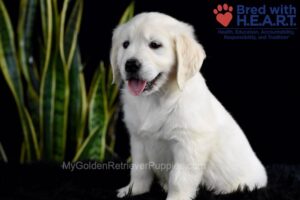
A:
[213, 4, 233, 27]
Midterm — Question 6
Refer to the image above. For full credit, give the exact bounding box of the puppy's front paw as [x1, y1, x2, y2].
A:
[117, 185, 131, 198]
[166, 196, 191, 200]
[117, 183, 151, 198]
[166, 191, 195, 200]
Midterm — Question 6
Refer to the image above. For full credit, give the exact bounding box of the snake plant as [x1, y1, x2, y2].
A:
[0, 0, 134, 163]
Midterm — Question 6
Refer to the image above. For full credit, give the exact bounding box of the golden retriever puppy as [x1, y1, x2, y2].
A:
[110, 12, 267, 200]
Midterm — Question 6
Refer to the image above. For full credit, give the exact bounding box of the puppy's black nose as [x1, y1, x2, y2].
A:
[125, 58, 141, 73]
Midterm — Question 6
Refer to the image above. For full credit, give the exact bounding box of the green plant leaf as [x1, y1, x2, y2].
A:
[40, 0, 48, 46]
[40, 61, 56, 160]
[27, 85, 40, 140]
[106, 65, 119, 154]
[59, 0, 70, 67]
[39, 0, 54, 160]
[64, 0, 83, 70]
[51, 0, 75, 161]
[107, 67, 119, 109]
[17, 0, 41, 134]
[39, 0, 53, 71]
[119, 1, 135, 24]
[0, 142, 8, 163]
[88, 63, 108, 135]
[18, 0, 39, 92]
[67, 47, 84, 159]
[76, 72, 87, 149]
[52, 54, 69, 161]
[64, 0, 84, 159]
[0, 1, 24, 103]
[23, 106, 41, 160]
[73, 63, 108, 161]
[17, 0, 40, 159]
[20, 141, 26, 163]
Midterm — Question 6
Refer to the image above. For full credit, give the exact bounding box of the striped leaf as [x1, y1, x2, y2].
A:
[58, 0, 70, 67]
[17, 0, 39, 92]
[88, 63, 108, 135]
[73, 63, 108, 161]
[107, 66, 119, 109]
[39, 0, 53, 72]
[64, 0, 84, 159]
[27, 85, 40, 139]
[76, 73, 87, 149]
[51, 0, 73, 161]
[67, 48, 84, 159]
[64, 0, 83, 69]
[40, 0, 48, 46]
[40, 61, 56, 159]
[18, 0, 41, 133]
[52, 53, 69, 161]
[39, 0, 54, 160]
[0, 1, 24, 103]
[23, 106, 41, 160]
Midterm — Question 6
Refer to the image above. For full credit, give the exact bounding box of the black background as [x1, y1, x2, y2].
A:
[0, 0, 299, 164]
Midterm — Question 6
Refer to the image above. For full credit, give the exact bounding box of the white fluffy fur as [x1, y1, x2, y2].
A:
[110, 12, 267, 200]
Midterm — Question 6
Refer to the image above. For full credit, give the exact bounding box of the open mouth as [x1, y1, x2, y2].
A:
[127, 73, 162, 96]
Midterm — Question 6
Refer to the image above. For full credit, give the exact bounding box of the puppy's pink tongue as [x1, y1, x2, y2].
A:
[128, 79, 147, 96]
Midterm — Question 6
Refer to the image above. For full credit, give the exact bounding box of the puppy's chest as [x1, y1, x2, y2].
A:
[123, 97, 175, 136]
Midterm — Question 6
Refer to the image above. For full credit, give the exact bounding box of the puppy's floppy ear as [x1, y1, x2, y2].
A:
[110, 25, 123, 85]
[175, 32, 206, 90]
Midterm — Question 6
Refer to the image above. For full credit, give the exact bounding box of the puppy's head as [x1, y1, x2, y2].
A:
[110, 12, 206, 96]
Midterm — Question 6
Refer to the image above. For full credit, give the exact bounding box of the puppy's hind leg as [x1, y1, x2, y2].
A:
[117, 134, 154, 198]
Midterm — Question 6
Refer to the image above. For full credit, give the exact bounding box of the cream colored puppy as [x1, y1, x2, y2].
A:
[110, 12, 267, 200]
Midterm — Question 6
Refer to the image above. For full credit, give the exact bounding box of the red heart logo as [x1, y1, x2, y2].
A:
[216, 12, 233, 27]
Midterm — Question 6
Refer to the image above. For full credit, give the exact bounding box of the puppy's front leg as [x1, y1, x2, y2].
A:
[117, 134, 154, 198]
[166, 140, 208, 200]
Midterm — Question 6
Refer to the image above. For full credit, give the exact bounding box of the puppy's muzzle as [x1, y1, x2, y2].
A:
[125, 58, 141, 79]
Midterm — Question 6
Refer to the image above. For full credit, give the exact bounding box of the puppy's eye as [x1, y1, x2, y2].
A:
[149, 41, 162, 49]
[123, 41, 130, 49]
